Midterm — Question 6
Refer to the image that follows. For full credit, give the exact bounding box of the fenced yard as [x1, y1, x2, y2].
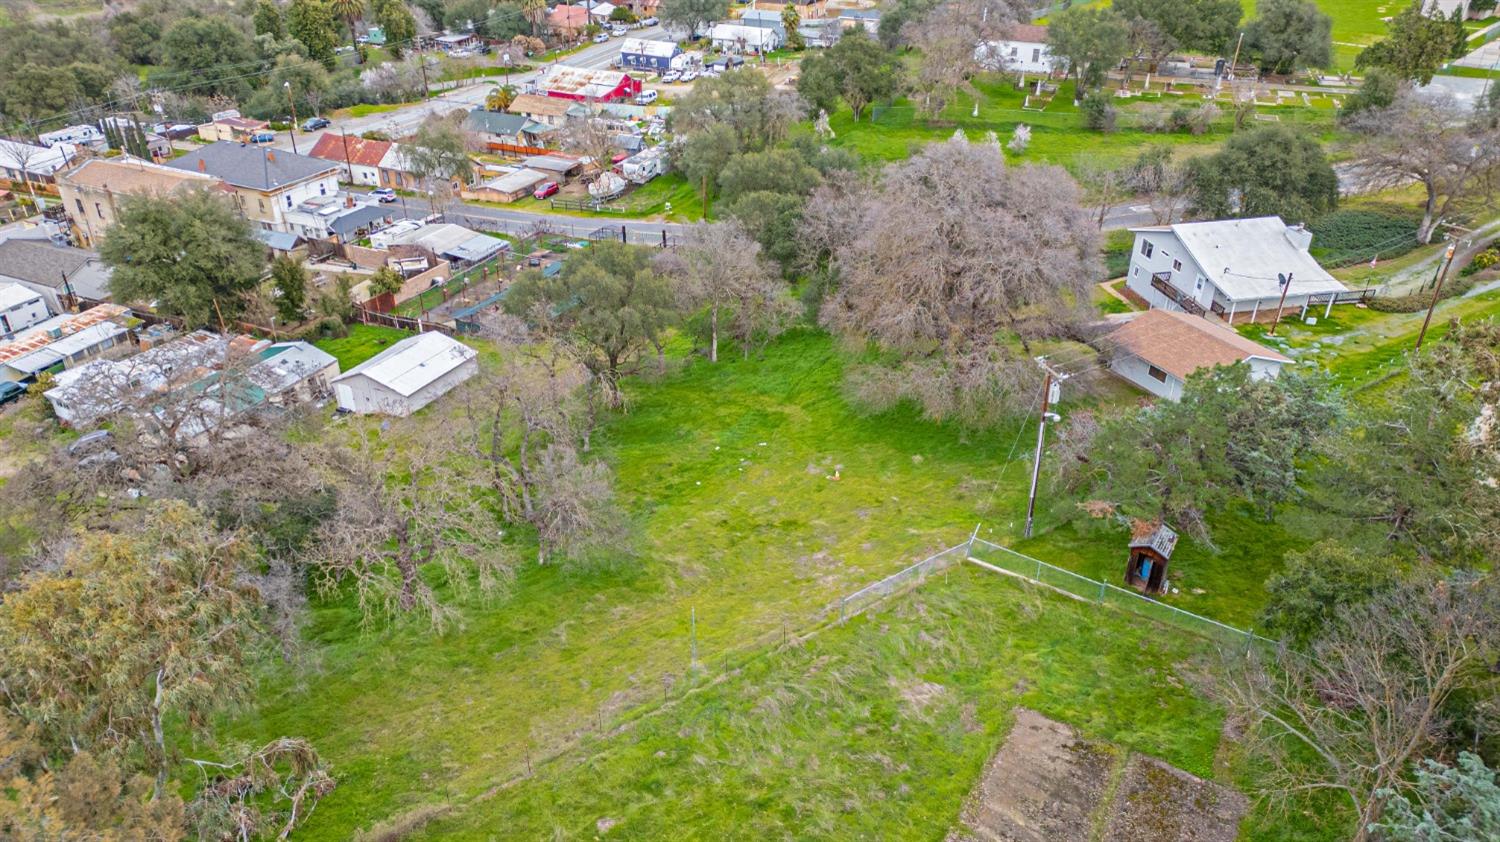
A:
[829, 531, 1270, 651]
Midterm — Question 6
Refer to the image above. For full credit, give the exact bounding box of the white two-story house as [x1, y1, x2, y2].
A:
[167, 142, 341, 234]
[975, 24, 1062, 74]
[1125, 216, 1352, 324]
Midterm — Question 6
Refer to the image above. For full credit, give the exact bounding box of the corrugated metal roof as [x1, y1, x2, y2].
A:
[332, 332, 477, 397]
[1135, 216, 1344, 302]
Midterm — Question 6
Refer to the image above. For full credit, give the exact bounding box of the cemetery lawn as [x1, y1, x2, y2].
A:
[1310, 0, 1398, 70]
[826, 75, 1341, 172]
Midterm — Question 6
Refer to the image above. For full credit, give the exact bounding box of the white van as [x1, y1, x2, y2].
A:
[635, 89, 659, 105]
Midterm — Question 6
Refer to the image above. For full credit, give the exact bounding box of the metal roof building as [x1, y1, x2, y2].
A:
[331, 332, 479, 416]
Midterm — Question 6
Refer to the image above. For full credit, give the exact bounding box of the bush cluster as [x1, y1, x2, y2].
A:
[1307, 209, 1420, 267]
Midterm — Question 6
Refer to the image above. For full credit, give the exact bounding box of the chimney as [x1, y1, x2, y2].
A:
[266, 150, 276, 162]
[1284, 222, 1313, 253]
[346, 194, 355, 208]
[197, 158, 206, 173]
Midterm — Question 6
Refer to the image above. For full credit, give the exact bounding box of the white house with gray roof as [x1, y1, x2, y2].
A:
[166, 141, 341, 234]
[1125, 216, 1352, 324]
[331, 332, 478, 416]
[0, 238, 112, 311]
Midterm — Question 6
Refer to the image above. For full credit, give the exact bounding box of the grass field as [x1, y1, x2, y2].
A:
[1310, 0, 1391, 69]
[214, 316, 1402, 839]
[220, 331, 1048, 837]
[411, 566, 1339, 841]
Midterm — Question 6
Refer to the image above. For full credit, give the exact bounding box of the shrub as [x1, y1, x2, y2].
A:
[1460, 248, 1500, 277]
[1102, 228, 1134, 278]
[1080, 91, 1117, 132]
[1307, 208, 1421, 267]
[1366, 274, 1477, 313]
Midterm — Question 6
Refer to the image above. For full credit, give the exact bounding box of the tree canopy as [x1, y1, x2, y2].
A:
[1112, 0, 1242, 54]
[1185, 124, 1338, 221]
[796, 27, 902, 121]
[503, 241, 679, 385]
[100, 190, 266, 328]
[1356, 0, 1465, 84]
[1047, 7, 1130, 91]
[1243, 0, 1333, 73]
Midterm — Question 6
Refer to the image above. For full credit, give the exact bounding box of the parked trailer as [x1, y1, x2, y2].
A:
[620, 146, 669, 184]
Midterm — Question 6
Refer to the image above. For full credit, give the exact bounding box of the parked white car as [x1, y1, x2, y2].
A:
[679, 69, 698, 82]
[635, 89, 659, 105]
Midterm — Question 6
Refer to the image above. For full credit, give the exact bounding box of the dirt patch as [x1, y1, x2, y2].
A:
[954, 710, 1249, 842]
[955, 708, 1117, 842]
[1100, 755, 1248, 842]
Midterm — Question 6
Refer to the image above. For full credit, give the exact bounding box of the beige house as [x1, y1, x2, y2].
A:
[56, 157, 221, 247]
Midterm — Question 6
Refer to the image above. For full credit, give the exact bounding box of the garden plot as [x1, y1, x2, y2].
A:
[952, 709, 1247, 842]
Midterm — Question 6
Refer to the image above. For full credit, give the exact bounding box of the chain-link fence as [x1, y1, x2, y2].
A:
[966, 538, 1271, 649]
[836, 541, 971, 623]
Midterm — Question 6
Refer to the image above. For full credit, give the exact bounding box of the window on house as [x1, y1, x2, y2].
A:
[1194, 275, 1205, 293]
[95, 202, 104, 219]
[1132, 267, 1138, 277]
[259, 199, 267, 212]
[74, 199, 84, 213]
[319, 183, 327, 195]
[1140, 240, 1154, 258]
[1147, 365, 1168, 383]
[1031, 48, 1040, 62]
[1172, 259, 1182, 271]
[286, 195, 293, 208]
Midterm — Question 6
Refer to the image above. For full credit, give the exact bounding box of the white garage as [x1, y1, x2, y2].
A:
[331, 332, 478, 416]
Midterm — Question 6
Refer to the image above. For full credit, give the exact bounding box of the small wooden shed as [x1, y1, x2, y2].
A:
[1124, 521, 1178, 595]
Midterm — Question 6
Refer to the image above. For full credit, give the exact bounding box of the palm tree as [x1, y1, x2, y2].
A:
[521, 0, 546, 36]
[329, 0, 366, 56]
[486, 84, 519, 112]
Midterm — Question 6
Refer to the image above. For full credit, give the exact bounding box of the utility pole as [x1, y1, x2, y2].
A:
[284, 82, 299, 154]
[1024, 358, 1065, 539]
[1267, 271, 1293, 335]
[340, 131, 355, 183]
[1416, 242, 1459, 352]
[1228, 31, 1244, 79]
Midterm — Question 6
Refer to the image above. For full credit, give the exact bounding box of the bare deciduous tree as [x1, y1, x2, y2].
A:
[459, 350, 625, 565]
[908, 0, 1028, 119]
[810, 134, 1099, 427]
[1210, 573, 1500, 840]
[655, 221, 798, 362]
[312, 429, 514, 629]
[1348, 89, 1500, 244]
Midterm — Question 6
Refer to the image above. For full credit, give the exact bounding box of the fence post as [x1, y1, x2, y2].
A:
[620, 224, 627, 243]
[661, 229, 667, 248]
[966, 523, 980, 558]
[1036, 558, 1043, 580]
[1098, 581, 1106, 603]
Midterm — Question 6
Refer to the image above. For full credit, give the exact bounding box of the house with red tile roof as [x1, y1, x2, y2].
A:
[307, 133, 394, 187]
[548, 4, 590, 38]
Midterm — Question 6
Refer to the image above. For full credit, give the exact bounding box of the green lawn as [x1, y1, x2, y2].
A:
[313, 323, 412, 369]
[1310, 0, 1391, 70]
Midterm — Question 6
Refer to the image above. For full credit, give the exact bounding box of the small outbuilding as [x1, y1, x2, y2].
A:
[331, 332, 478, 416]
[1102, 308, 1291, 401]
[618, 37, 682, 72]
[1124, 520, 1178, 595]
